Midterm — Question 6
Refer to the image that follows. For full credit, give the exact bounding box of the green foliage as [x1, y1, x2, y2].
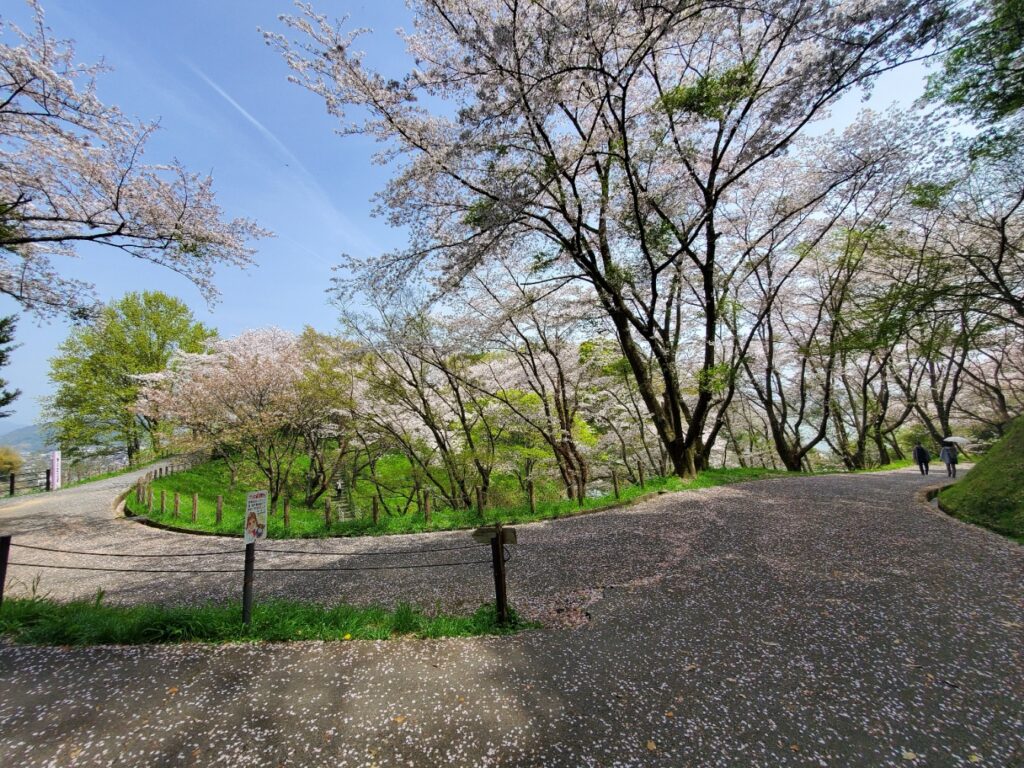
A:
[580, 338, 633, 380]
[907, 180, 956, 210]
[695, 362, 733, 395]
[0, 445, 22, 475]
[43, 291, 215, 465]
[939, 415, 1024, 542]
[659, 62, 757, 120]
[0, 315, 19, 418]
[0, 598, 532, 645]
[896, 424, 937, 455]
[126, 456, 786, 538]
[926, 0, 1024, 127]
[463, 198, 497, 229]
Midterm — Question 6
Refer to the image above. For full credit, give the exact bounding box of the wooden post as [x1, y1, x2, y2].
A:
[160, 490, 166, 515]
[638, 462, 645, 488]
[216, 495, 224, 526]
[7, 473, 13, 497]
[173, 493, 180, 518]
[490, 524, 509, 626]
[282, 499, 290, 529]
[612, 467, 620, 500]
[527, 479, 536, 515]
[191, 493, 199, 523]
[147, 486, 153, 513]
[0, 534, 10, 610]
[372, 496, 380, 526]
[136, 480, 143, 504]
[242, 542, 256, 625]
[324, 497, 332, 529]
[45, 469, 51, 492]
[423, 489, 431, 524]
[475, 486, 484, 517]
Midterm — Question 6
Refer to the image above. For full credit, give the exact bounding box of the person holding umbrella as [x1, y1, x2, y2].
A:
[939, 442, 959, 478]
[912, 441, 931, 475]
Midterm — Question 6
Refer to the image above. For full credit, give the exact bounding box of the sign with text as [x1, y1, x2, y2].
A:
[49, 451, 62, 491]
[244, 490, 268, 544]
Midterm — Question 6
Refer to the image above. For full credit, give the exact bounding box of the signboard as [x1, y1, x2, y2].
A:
[244, 490, 268, 544]
[472, 525, 517, 545]
[49, 451, 62, 491]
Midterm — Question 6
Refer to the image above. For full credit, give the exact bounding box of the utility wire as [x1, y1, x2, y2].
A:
[8, 558, 492, 574]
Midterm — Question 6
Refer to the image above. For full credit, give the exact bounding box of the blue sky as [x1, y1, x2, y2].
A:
[0, 0, 930, 427]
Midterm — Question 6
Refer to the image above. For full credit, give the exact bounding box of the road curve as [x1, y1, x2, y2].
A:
[0, 467, 1021, 767]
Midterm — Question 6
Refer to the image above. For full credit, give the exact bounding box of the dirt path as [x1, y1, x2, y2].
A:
[1, 468, 1021, 766]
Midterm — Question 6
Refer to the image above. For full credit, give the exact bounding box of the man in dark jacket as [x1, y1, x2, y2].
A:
[912, 442, 930, 475]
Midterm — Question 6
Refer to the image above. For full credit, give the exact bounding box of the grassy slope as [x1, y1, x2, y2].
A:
[124, 461, 786, 539]
[938, 416, 1024, 543]
[0, 598, 531, 645]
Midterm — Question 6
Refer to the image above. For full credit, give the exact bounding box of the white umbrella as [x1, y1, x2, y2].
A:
[941, 436, 970, 445]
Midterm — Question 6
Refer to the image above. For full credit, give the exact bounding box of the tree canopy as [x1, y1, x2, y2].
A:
[0, 1, 267, 319]
[44, 291, 215, 465]
[270, 0, 953, 477]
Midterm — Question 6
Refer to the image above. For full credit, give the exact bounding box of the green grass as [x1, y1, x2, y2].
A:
[853, 458, 915, 473]
[124, 461, 787, 539]
[0, 596, 533, 645]
[938, 416, 1024, 544]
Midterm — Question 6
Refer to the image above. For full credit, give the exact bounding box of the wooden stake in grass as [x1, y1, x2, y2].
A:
[191, 493, 198, 523]
[160, 490, 166, 515]
[324, 497, 332, 529]
[423, 489, 431, 524]
[216, 495, 223, 526]
[173, 493, 180, 518]
[147, 486, 153, 513]
[372, 496, 380, 526]
[527, 479, 536, 515]
[283, 499, 290, 529]
[612, 467, 620, 500]
[136, 480, 143, 504]
[638, 462, 645, 488]
[475, 486, 484, 517]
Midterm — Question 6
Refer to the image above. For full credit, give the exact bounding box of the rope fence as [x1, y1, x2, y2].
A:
[0, 524, 516, 625]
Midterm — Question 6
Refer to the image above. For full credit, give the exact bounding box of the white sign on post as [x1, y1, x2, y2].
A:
[49, 451, 62, 491]
[244, 490, 268, 544]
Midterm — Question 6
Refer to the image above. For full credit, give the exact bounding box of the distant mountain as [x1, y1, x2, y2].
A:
[0, 423, 55, 454]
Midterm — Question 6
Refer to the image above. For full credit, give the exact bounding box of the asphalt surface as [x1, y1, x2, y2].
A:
[0, 466, 1021, 767]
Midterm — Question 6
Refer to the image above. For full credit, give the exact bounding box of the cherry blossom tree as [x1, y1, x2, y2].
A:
[270, 0, 951, 477]
[451, 263, 598, 502]
[141, 328, 307, 511]
[0, 1, 267, 319]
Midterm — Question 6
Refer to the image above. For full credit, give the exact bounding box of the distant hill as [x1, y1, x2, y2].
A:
[0, 423, 55, 454]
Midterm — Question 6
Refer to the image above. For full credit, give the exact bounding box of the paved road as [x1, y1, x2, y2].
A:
[0, 468, 1021, 767]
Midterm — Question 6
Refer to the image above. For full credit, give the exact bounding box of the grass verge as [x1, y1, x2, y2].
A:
[938, 416, 1024, 544]
[0, 597, 533, 645]
[856, 458, 915, 473]
[124, 465, 788, 539]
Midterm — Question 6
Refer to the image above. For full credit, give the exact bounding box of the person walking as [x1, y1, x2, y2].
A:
[912, 442, 930, 475]
[939, 443, 958, 478]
